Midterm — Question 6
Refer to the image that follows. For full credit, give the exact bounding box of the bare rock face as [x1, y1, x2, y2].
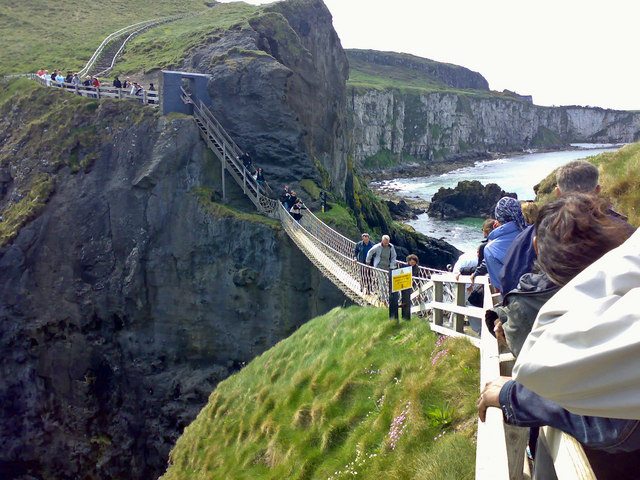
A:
[350, 85, 640, 168]
[183, 0, 350, 196]
[0, 89, 345, 479]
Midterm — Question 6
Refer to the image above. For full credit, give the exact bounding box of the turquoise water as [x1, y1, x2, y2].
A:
[381, 146, 621, 253]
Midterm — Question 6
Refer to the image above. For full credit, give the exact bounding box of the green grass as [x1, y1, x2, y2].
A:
[0, 173, 54, 246]
[0, 1, 214, 74]
[0, 79, 157, 171]
[591, 142, 640, 225]
[534, 142, 640, 226]
[113, 3, 260, 75]
[348, 56, 502, 101]
[361, 149, 423, 170]
[161, 306, 479, 480]
[317, 202, 361, 240]
[193, 186, 280, 229]
[298, 179, 321, 201]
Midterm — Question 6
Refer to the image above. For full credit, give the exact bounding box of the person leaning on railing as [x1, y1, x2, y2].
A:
[477, 195, 639, 476]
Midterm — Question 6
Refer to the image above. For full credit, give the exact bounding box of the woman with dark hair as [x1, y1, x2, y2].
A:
[483, 197, 527, 292]
[289, 199, 303, 222]
[406, 254, 420, 277]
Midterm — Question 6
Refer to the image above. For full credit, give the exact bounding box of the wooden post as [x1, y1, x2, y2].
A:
[96, 87, 100, 99]
[388, 270, 398, 321]
[142, 90, 147, 104]
[434, 280, 443, 326]
[401, 288, 411, 320]
[118, 88, 122, 99]
[454, 282, 466, 332]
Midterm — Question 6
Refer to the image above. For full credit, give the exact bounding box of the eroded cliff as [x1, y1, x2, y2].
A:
[348, 51, 640, 171]
[0, 81, 344, 480]
[182, 0, 350, 195]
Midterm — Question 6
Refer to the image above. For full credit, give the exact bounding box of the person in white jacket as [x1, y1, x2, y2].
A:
[513, 226, 640, 419]
[365, 235, 397, 270]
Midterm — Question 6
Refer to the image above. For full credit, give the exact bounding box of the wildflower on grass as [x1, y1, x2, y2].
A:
[431, 348, 449, 366]
[387, 402, 411, 450]
[435, 335, 448, 348]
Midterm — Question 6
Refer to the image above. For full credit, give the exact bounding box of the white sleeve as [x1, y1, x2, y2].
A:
[513, 228, 640, 419]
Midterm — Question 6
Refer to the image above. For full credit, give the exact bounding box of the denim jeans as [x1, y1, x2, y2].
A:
[499, 380, 640, 453]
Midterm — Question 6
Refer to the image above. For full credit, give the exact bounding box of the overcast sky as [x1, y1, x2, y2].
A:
[220, 0, 639, 110]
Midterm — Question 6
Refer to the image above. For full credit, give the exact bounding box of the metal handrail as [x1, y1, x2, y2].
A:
[78, 15, 186, 77]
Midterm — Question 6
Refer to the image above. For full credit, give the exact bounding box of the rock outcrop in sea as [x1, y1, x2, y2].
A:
[427, 181, 517, 220]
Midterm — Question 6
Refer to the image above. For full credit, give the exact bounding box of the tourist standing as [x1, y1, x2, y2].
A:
[113, 76, 122, 88]
[354, 233, 373, 264]
[354, 233, 374, 293]
[255, 168, 266, 189]
[289, 199, 303, 222]
[366, 235, 397, 270]
[482, 197, 526, 292]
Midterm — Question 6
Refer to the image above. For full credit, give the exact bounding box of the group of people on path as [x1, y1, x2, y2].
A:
[280, 186, 304, 221]
[35, 70, 156, 103]
[37, 69, 91, 88]
[454, 160, 640, 478]
[112, 76, 155, 98]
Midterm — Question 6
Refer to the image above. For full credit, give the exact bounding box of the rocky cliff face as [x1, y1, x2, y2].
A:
[350, 89, 640, 167]
[183, 0, 350, 196]
[0, 84, 344, 480]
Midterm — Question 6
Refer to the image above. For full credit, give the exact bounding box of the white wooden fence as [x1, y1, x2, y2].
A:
[426, 273, 596, 480]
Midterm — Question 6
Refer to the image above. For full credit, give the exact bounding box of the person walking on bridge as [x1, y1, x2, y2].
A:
[366, 235, 397, 270]
[354, 233, 373, 264]
[353, 233, 374, 293]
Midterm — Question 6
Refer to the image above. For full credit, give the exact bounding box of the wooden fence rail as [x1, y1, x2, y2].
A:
[424, 272, 595, 480]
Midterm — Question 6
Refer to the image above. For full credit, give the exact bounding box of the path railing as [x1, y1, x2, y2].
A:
[31, 75, 159, 106]
[78, 15, 186, 78]
[427, 273, 595, 480]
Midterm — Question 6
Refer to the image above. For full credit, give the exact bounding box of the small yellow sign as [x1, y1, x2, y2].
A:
[391, 266, 413, 292]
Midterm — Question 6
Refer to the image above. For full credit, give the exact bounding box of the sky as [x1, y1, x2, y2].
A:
[219, 0, 640, 111]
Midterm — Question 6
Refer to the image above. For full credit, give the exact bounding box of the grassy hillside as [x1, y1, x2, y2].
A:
[162, 306, 479, 480]
[347, 50, 509, 102]
[113, 2, 260, 75]
[0, 0, 211, 74]
[535, 142, 640, 226]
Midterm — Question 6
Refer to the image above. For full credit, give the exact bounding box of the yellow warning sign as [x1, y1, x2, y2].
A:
[391, 266, 413, 292]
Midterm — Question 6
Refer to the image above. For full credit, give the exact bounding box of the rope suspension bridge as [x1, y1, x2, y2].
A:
[19, 31, 597, 477]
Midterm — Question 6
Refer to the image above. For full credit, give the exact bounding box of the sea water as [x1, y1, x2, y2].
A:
[376, 145, 621, 253]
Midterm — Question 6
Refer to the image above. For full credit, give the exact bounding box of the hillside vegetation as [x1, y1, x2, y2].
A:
[162, 306, 479, 480]
[0, 0, 210, 73]
[113, 2, 260, 75]
[535, 142, 640, 226]
[347, 50, 506, 101]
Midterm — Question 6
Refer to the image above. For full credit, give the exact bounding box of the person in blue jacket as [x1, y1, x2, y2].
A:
[483, 197, 526, 292]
